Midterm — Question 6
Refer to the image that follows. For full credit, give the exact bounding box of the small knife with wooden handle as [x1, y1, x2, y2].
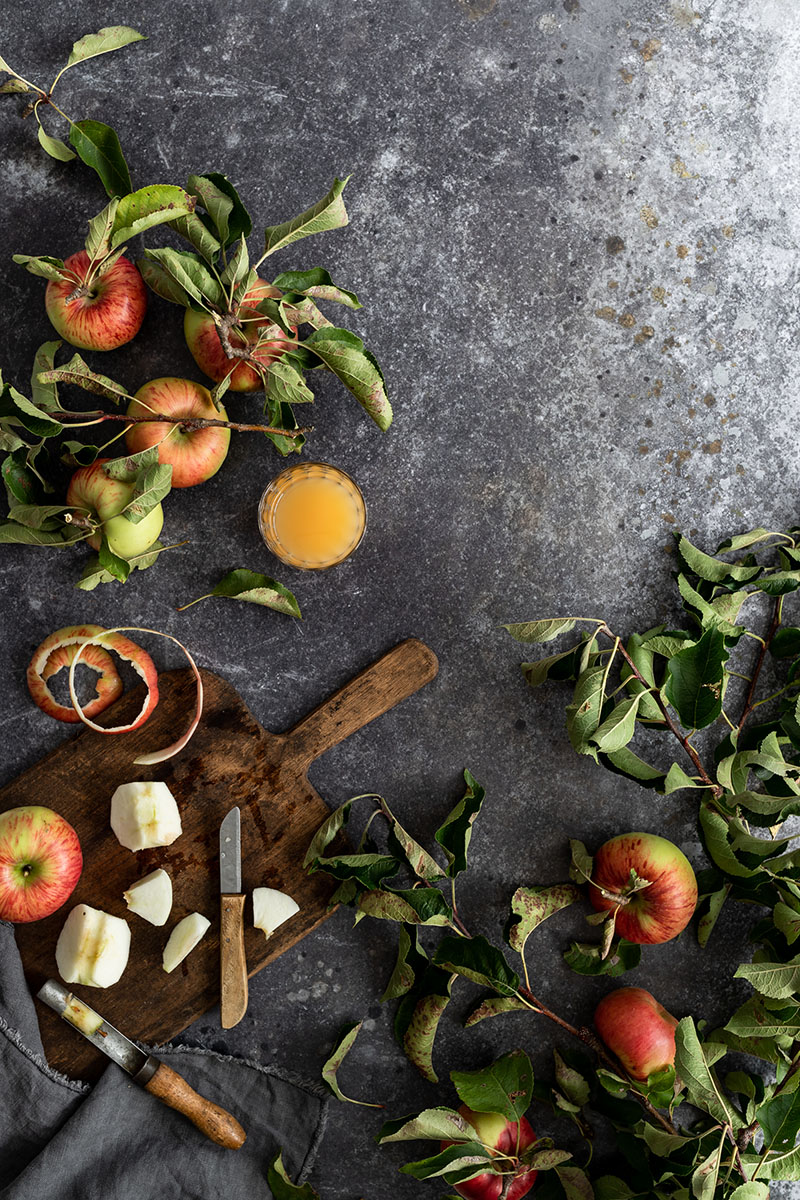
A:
[219, 805, 248, 1029]
[37, 980, 246, 1149]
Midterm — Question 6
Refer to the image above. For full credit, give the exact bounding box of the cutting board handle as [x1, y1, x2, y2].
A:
[287, 638, 438, 769]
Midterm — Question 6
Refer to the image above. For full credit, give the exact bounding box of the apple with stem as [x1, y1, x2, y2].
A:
[44, 250, 147, 351]
[589, 832, 698, 943]
[442, 1107, 537, 1200]
[66, 458, 164, 557]
[184, 279, 297, 392]
[124, 378, 231, 487]
[594, 987, 678, 1080]
[0, 806, 82, 922]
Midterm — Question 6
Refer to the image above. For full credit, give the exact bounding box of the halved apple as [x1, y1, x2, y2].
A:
[123, 868, 173, 926]
[56, 903, 130, 988]
[111, 782, 182, 851]
[162, 912, 210, 973]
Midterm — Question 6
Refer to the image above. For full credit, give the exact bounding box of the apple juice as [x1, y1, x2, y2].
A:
[258, 462, 366, 569]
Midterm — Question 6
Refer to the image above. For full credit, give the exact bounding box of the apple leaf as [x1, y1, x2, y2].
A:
[66, 26, 146, 69]
[503, 618, 579, 643]
[734, 956, 800, 1001]
[98, 535, 131, 582]
[377, 1107, 476, 1144]
[674, 1017, 740, 1129]
[434, 934, 519, 997]
[321, 1020, 382, 1107]
[0, 521, 78, 546]
[168, 211, 221, 264]
[358, 888, 452, 926]
[380, 800, 444, 882]
[2, 448, 39, 505]
[396, 964, 455, 1083]
[451, 1049, 533, 1123]
[303, 797, 356, 867]
[30, 342, 62, 413]
[69, 120, 132, 198]
[176, 568, 301, 618]
[75, 556, 115, 591]
[37, 123, 76, 162]
[266, 360, 314, 408]
[589, 693, 642, 752]
[382, 925, 428, 1002]
[675, 534, 762, 585]
[60, 441, 100, 467]
[434, 769, 485, 878]
[84, 197, 120, 260]
[272, 268, 362, 310]
[301, 327, 391, 431]
[219, 235, 249, 287]
[264, 394, 305, 457]
[265, 1152, 320, 1200]
[104, 445, 160, 482]
[199, 173, 252, 245]
[12, 254, 69, 282]
[39, 353, 131, 405]
[136, 257, 195, 308]
[308, 854, 400, 891]
[141, 247, 224, 309]
[506, 884, 581, 956]
[398, 1142, 494, 1182]
[6, 503, 75, 529]
[186, 175, 233, 245]
[122, 462, 172, 523]
[563, 938, 641, 977]
[463, 996, 529, 1027]
[262, 176, 350, 258]
[0, 383, 62, 438]
[664, 627, 729, 729]
[0, 79, 31, 94]
[565, 665, 606, 757]
[111, 185, 195, 247]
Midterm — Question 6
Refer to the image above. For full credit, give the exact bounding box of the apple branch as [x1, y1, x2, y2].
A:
[737, 596, 783, 733]
[52, 409, 312, 439]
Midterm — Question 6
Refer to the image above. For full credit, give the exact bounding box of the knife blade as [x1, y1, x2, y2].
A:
[219, 806, 248, 1029]
[37, 980, 246, 1149]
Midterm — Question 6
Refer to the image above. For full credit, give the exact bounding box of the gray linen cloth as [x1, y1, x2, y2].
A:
[0, 922, 328, 1199]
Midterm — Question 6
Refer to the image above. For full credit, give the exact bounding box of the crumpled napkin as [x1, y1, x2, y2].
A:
[0, 922, 327, 1200]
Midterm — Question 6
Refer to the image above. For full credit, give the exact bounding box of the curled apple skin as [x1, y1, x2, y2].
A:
[0, 806, 82, 923]
[27, 624, 123, 723]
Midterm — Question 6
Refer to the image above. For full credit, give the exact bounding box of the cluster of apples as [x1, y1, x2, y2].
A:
[48, 247, 285, 560]
[445, 831, 697, 1200]
[0, 786, 299, 985]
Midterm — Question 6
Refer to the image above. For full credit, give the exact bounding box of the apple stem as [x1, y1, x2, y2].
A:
[53, 409, 313, 439]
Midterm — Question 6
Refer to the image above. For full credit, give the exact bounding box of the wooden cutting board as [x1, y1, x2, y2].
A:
[6, 637, 438, 1080]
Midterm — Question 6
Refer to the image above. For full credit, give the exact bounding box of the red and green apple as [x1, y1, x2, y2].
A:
[589, 832, 698, 943]
[184, 278, 296, 391]
[66, 458, 164, 558]
[0, 806, 82, 922]
[442, 1106, 537, 1200]
[594, 987, 678, 1080]
[124, 377, 230, 487]
[45, 250, 147, 351]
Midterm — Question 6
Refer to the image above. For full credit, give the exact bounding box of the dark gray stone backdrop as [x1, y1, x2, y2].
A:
[1, 1, 798, 1196]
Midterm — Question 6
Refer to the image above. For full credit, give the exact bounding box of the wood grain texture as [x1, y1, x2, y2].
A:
[8, 638, 438, 1079]
[219, 893, 248, 1029]
[144, 1060, 247, 1149]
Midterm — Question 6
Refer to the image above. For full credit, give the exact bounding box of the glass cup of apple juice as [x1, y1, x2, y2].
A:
[258, 461, 367, 569]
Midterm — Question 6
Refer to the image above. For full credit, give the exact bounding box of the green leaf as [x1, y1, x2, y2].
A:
[381, 801, 443, 882]
[697, 883, 731, 947]
[674, 1017, 739, 1128]
[220, 235, 249, 287]
[303, 798, 355, 867]
[716, 528, 773, 553]
[741, 1144, 800, 1181]
[11, 254, 68, 282]
[602, 746, 666, 790]
[691, 1142, 723, 1200]
[104, 445, 160, 482]
[314, 854, 400, 891]
[69, 120, 132, 198]
[265, 1151, 320, 1200]
[0, 79, 31, 94]
[0, 521, 77, 546]
[727, 1185, 770, 1200]
[169, 210, 221, 264]
[7, 503, 74, 529]
[554, 1050, 590, 1108]
[74, 556, 115, 591]
[39, 352, 130, 404]
[119, 463, 170, 524]
[757, 1088, 800, 1153]
[504, 618, 579, 644]
[377, 1107, 475, 1144]
[506, 884, 581, 956]
[563, 939, 641, 977]
[554, 1165, 594, 1200]
[451, 1050, 533, 1123]
[84, 198, 119, 260]
[590, 694, 642, 752]
[664, 627, 729, 729]
[434, 769, 485, 878]
[193, 172, 252, 246]
[699, 804, 757, 879]
[771, 627, 800, 659]
[0, 384, 62, 438]
[521, 645, 581, 688]
[141, 247, 224, 308]
[568, 839, 593, 884]
[433, 934, 519, 997]
[734, 956, 800, 1000]
[37, 124, 76, 162]
[382, 925, 424, 1001]
[302, 327, 391, 431]
[397, 966, 455, 1083]
[177, 568, 301, 618]
[752, 571, 800, 596]
[565, 666, 605, 756]
[111, 184, 195, 247]
[136, 257, 194, 308]
[357, 887, 452, 925]
[262, 177, 350, 258]
[272, 268, 361, 309]
[464, 996, 529, 1027]
[775, 901, 800, 945]
[399, 1142, 494, 1182]
[2, 449, 39, 505]
[663, 762, 702, 793]
[66, 25, 146, 68]
[266, 360, 315, 408]
[321, 1021, 380, 1106]
[676, 534, 761, 584]
[98, 536, 131, 582]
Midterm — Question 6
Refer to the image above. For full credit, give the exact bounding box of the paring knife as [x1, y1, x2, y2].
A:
[219, 805, 248, 1029]
[37, 980, 246, 1150]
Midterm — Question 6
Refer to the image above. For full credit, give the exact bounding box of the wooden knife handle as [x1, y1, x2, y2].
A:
[220, 893, 248, 1029]
[287, 638, 439, 767]
[144, 1061, 246, 1150]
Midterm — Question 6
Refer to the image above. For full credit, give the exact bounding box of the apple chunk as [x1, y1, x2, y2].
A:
[162, 912, 210, 973]
[253, 887, 299, 939]
[111, 782, 182, 851]
[56, 903, 130, 988]
[123, 868, 173, 926]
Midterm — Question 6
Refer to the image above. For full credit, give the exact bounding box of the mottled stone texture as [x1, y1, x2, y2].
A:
[0, 1, 798, 1195]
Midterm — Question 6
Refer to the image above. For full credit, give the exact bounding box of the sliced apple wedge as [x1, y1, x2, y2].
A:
[253, 887, 300, 939]
[111, 781, 182, 851]
[56, 904, 130, 988]
[123, 869, 173, 926]
[162, 912, 210, 974]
